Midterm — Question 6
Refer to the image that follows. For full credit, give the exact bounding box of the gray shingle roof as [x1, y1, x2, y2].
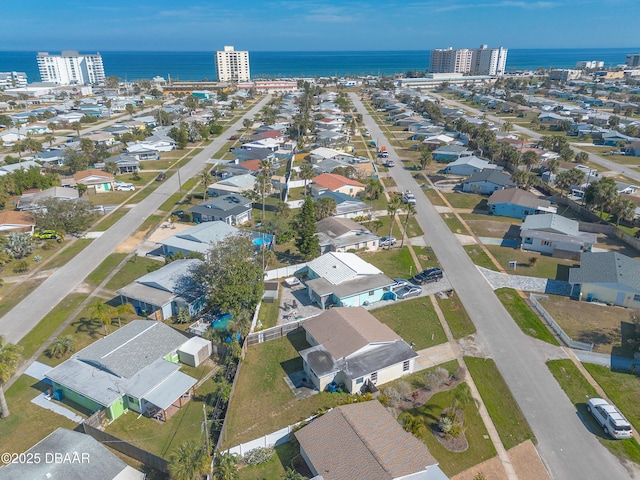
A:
[0, 428, 144, 480]
[464, 169, 516, 187]
[135, 258, 202, 293]
[521, 213, 578, 236]
[488, 187, 552, 210]
[569, 252, 640, 291]
[295, 401, 438, 480]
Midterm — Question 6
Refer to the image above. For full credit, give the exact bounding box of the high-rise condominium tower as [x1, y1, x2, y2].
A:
[215, 46, 250, 82]
[37, 51, 105, 85]
[429, 45, 507, 76]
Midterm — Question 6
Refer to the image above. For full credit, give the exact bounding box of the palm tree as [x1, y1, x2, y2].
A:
[611, 198, 636, 226]
[575, 151, 589, 164]
[522, 150, 538, 172]
[258, 159, 274, 222]
[169, 440, 210, 480]
[89, 302, 116, 335]
[214, 451, 238, 480]
[44, 134, 55, 147]
[0, 336, 22, 418]
[46, 335, 76, 359]
[114, 303, 136, 328]
[200, 167, 212, 202]
[364, 179, 384, 209]
[400, 203, 416, 248]
[386, 196, 402, 249]
[371, 218, 383, 233]
[299, 162, 315, 196]
[71, 122, 82, 137]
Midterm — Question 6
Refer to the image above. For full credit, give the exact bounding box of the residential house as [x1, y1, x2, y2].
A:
[0, 160, 42, 176]
[69, 169, 115, 193]
[159, 221, 272, 257]
[433, 144, 472, 162]
[316, 217, 379, 254]
[309, 147, 354, 164]
[421, 134, 457, 149]
[303, 252, 394, 308]
[311, 173, 365, 197]
[295, 401, 448, 480]
[443, 155, 500, 176]
[28, 148, 65, 167]
[461, 170, 516, 194]
[520, 213, 596, 258]
[189, 194, 252, 225]
[24, 122, 50, 135]
[0, 428, 145, 480]
[86, 132, 116, 147]
[240, 137, 280, 152]
[625, 141, 640, 157]
[0, 210, 35, 234]
[0, 128, 26, 145]
[103, 154, 140, 174]
[315, 190, 371, 219]
[569, 252, 640, 307]
[208, 173, 256, 197]
[299, 307, 418, 393]
[488, 188, 557, 219]
[17, 186, 80, 211]
[116, 258, 206, 319]
[600, 130, 634, 146]
[45, 320, 206, 421]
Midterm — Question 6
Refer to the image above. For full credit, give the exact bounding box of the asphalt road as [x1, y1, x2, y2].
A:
[0, 96, 270, 344]
[350, 93, 634, 480]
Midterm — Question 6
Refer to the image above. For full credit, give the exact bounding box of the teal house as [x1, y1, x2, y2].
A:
[304, 252, 394, 309]
[45, 321, 206, 422]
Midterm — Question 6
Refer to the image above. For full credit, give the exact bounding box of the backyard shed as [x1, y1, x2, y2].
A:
[178, 336, 212, 367]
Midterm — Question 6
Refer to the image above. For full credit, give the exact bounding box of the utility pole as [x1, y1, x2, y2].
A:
[203, 404, 210, 454]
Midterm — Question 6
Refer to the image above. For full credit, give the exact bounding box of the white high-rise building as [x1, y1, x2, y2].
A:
[430, 45, 507, 76]
[626, 54, 640, 67]
[215, 46, 250, 82]
[0, 72, 28, 89]
[37, 51, 105, 85]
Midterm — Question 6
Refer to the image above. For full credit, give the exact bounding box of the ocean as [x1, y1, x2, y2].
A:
[0, 48, 637, 82]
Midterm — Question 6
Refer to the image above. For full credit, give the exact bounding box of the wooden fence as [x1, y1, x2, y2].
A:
[245, 322, 305, 347]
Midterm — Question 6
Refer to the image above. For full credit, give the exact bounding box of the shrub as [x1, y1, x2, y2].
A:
[382, 387, 402, 407]
[243, 446, 274, 466]
[439, 416, 453, 434]
[13, 260, 29, 273]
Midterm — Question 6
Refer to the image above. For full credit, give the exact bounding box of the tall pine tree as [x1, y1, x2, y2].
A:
[295, 197, 320, 260]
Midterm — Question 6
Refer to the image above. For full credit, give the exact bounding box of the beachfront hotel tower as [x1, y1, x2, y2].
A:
[430, 45, 507, 76]
[37, 51, 105, 85]
[215, 46, 250, 82]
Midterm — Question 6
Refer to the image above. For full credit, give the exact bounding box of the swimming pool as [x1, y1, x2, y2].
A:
[212, 313, 233, 330]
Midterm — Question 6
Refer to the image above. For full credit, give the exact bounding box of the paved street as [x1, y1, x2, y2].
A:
[0, 96, 271, 344]
[350, 93, 634, 479]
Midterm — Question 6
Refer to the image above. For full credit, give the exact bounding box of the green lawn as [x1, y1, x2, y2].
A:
[45, 239, 93, 269]
[402, 382, 496, 477]
[360, 214, 403, 239]
[85, 253, 128, 288]
[360, 246, 417, 279]
[136, 214, 165, 235]
[464, 245, 497, 270]
[465, 356, 536, 450]
[485, 245, 576, 280]
[257, 298, 281, 330]
[92, 208, 129, 231]
[104, 255, 164, 291]
[495, 288, 559, 345]
[371, 297, 447, 350]
[441, 213, 468, 235]
[237, 442, 299, 480]
[548, 360, 640, 463]
[106, 363, 219, 459]
[0, 375, 77, 457]
[221, 332, 349, 449]
[436, 294, 476, 339]
[422, 187, 447, 207]
[443, 192, 487, 210]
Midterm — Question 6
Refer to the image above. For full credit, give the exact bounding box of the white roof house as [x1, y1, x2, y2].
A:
[306, 252, 382, 285]
[208, 173, 256, 196]
[444, 155, 500, 176]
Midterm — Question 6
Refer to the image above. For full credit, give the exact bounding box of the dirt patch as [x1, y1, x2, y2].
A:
[72, 282, 93, 294]
[457, 335, 488, 358]
[539, 296, 627, 354]
[113, 231, 147, 254]
[465, 219, 519, 238]
[452, 456, 508, 480]
[509, 440, 551, 480]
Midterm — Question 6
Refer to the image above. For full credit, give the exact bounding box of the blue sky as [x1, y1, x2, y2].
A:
[1, 0, 638, 51]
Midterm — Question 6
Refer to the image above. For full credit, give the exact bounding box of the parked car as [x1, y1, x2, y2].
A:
[379, 236, 397, 247]
[392, 278, 411, 290]
[385, 159, 395, 167]
[114, 182, 135, 191]
[411, 267, 443, 285]
[587, 398, 633, 439]
[395, 285, 422, 299]
[402, 190, 416, 205]
[155, 172, 166, 181]
[33, 230, 61, 242]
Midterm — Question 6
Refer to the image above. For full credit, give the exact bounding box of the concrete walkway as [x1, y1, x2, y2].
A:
[413, 343, 456, 371]
[477, 266, 572, 296]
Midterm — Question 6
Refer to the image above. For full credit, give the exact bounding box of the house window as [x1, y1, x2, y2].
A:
[634, 294, 640, 302]
[403, 360, 410, 372]
[370, 372, 378, 384]
[356, 377, 363, 384]
[542, 240, 552, 246]
[524, 237, 533, 245]
[369, 290, 375, 296]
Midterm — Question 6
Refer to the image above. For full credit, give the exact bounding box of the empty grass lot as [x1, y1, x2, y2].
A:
[465, 356, 536, 450]
[443, 192, 487, 210]
[441, 213, 468, 235]
[402, 382, 496, 477]
[361, 246, 416, 279]
[436, 294, 476, 339]
[105, 255, 164, 292]
[485, 245, 577, 280]
[548, 360, 640, 463]
[422, 187, 447, 206]
[371, 298, 447, 350]
[221, 331, 349, 449]
[464, 245, 497, 270]
[495, 288, 559, 345]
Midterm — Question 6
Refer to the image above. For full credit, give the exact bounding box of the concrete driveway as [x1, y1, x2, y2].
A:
[351, 93, 634, 480]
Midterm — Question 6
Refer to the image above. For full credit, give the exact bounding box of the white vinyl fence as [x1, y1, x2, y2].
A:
[529, 293, 593, 351]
